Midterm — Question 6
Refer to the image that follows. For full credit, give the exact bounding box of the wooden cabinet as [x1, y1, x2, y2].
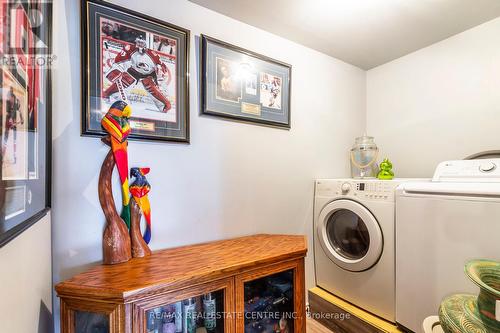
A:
[55, 234, 307, 333]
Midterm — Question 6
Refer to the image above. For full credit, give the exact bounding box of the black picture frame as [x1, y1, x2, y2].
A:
[201, 35, 292, 129]
[81, 0, 190, 143]
[0, 0, 52, 247]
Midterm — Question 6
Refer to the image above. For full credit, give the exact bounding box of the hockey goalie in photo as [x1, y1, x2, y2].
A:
[100, 19, 177, 127]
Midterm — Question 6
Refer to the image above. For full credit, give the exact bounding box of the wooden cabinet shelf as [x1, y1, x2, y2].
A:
[56, 234, 307, 333]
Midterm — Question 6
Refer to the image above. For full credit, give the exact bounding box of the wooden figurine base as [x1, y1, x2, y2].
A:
[98, 149, 132, 265]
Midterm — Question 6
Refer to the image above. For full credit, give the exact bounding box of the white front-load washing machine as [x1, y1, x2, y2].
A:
[314, 178, 413, 323]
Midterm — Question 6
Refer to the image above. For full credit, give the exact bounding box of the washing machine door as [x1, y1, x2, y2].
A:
[317, 199, 383, 272]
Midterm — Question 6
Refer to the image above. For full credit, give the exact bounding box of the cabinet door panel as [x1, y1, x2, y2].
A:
[60, 298, 125, 333]
[235, 259, 305, 333]
[134, 278, 235, 333]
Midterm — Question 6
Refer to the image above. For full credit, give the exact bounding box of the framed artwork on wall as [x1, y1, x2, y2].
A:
[201, 35, 291, 128]
[81, 0, 190, 142]
[0, 0, 52, 247]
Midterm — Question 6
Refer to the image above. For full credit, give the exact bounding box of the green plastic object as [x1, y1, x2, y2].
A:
[377, 158, 394, 180]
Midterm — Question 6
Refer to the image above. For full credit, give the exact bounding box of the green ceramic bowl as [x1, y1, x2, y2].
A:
[438, 259, 500, 333]
[439, 294, 499, 333]
[465, 259, 500, 327]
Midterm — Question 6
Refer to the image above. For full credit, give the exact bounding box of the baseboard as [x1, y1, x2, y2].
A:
[308, 287, 403, 333]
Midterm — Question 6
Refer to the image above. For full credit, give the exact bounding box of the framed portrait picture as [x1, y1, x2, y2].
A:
[81, 0, 190, 142]
[201, 35, 291, 128]
[0, 0, 52, 247]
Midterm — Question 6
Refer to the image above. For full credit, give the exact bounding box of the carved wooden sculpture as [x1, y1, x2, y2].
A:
[101, 101, 132, 228]
[99, 101, 133, 264]
[130, 167, 152, 240]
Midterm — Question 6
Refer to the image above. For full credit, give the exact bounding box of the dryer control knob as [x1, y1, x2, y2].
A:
[479, 161, 496, 173]
[341, 183, 351, 194]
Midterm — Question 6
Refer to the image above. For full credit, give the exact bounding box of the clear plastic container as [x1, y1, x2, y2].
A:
[350, 135, 379, 178]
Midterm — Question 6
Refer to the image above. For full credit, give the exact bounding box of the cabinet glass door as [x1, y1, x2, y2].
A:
[244, 269, 294, 333]
[75, 311, 109, 333]
[144, 289, 225, 333]
[60, 298, 119, 333]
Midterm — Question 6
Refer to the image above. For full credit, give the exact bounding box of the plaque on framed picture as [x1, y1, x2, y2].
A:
[201, 35, 291, 128]
[0, 0, 52, 247]
[81, 0, 190, 142]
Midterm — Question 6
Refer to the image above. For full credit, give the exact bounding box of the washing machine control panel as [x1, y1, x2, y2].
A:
[316, 180, 400, 201]
[353, 181, 395, 201]
[433, 158, 500, 182]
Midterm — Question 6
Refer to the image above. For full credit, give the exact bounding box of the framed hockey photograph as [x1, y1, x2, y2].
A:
[201, 35, 291, 128]
[2, 70, 28, 181]
[0, 0, 52, 247]
[81, 0, 190, 142]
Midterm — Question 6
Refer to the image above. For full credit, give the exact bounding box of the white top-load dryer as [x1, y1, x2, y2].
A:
[396, 159, 500, 333]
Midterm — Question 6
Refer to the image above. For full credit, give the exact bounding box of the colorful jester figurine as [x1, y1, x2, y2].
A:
[377, 158, 395, 180]
[101, 101, 132, 228]
[129, 167, 152, 244]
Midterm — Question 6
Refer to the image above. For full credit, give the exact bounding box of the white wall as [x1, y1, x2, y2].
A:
[0, 213, 52, 333]
[367, 17, 500, 177]
[52, 0, 365, 330]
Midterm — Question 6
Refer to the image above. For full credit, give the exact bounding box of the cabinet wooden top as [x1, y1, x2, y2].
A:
[55, 234, 307, 302]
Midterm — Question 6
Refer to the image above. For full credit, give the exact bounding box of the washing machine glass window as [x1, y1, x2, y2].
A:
[317, 199, 383, 272]
[326, 209, 370, 260]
